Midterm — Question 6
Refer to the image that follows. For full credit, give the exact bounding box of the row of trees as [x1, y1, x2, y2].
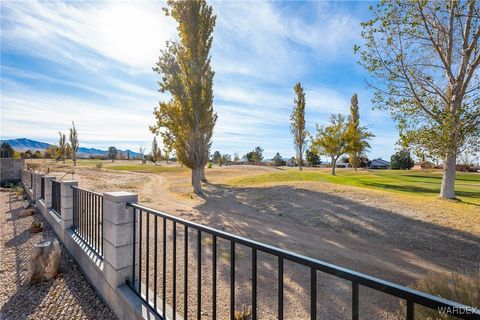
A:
[290, 87, 375, 175]
[150, 0, 480, 199]
[45, 122, 79, 165]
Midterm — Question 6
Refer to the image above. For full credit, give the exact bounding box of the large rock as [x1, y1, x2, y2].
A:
[19, 208, 35, 217]
[29, 239, 61, 284]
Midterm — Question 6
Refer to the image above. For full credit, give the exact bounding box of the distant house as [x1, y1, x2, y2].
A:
[369, 158, 390, 169]
[336, 162, 350, 168]
[286, 157, 296, 167]
[413, 161, 435, 170]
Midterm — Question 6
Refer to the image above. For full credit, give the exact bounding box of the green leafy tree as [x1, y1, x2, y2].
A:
[108, 146, 117, 162]
[391, 149, 415, 170]
[357, 1, 480, 199]
[221, 154, 231, 166]
[233, 153, 240, 162]
[212, 151, 221, 164]
[58, 132, 68, 164]
[345, 94, 374, 171]
[252, 146, 264, 164]
[305, 148, 321, 167]
[272, 152, 286, 166]
[151, 0, 217, 195]
[33, 150, 42, 159]
[22, 150, 32, 159]
[312, 114, 348, 175]
[69, 121, 79, 166]
[139, 145, 146, 164]
[0, 142, 14, 158]
[150, 136, 162, 165]
[245, 147, 264, 165]
[291, 82, 307, 171]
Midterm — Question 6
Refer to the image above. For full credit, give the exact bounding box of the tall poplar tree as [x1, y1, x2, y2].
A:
[58, 132, 68, 164]
[290, 82, 307, 171]
[151, 0, 217, 194]
[150, 136, 161, 165]
[345, 94, 374, 171]
[357, 1, 480, 199]
[69, 121, 79, 166]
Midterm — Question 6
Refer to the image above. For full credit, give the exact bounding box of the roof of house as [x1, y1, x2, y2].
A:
[370, 158, 390, 166]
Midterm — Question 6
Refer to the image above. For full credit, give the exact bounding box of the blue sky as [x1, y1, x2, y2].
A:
[0, 0, 398, 160]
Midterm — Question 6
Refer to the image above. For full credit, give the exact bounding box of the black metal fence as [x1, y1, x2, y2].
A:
[126, 203, 479, 320]
[72, 186, 104, 257]
[40, 177, 45, 200]
[51, 180, 61, 216]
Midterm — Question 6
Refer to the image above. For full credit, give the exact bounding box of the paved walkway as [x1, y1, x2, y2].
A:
[0, 188, 115, 320]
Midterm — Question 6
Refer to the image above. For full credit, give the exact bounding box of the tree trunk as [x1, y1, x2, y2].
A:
[200, 167, 207, 182]
[331, 157, 337, 175]
[192, 168, 203, 195]
[440, 153, 456, 199]
[299, 145, 303, 171]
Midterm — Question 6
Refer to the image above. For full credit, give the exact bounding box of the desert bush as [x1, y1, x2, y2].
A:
[399, 271, 480, 319]
[208, 161, 213, 169]
[28, 163, 41, 171]
[96, 162, 103, 170]
[234, 304, 252, 320]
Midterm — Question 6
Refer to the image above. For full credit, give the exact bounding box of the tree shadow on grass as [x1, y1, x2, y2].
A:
[361, 181, 480, 205]
[180, 183, 480, 319]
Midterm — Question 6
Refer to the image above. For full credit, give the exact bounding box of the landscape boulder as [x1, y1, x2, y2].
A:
[19, 208, 35, 217]
[28, 239, 61, 284]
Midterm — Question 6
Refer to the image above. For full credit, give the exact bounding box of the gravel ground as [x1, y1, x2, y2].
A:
[0, 189, 115, 320]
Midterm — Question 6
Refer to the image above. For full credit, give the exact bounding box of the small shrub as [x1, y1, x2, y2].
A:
[31, 221, 42, 229]
[15, 185, 24, 198]
[96, 162, 103, 170]
[234, 304, 252, 320]
[208, 161, 213, 169]
[399, 271, 480, 319]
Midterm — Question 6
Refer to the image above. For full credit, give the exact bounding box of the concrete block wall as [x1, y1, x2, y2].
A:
[27, 171, 158, 320]
[0, 158, 24, 186]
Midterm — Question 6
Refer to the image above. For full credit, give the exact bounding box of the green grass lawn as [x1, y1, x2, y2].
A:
[229, 169, 480, 205]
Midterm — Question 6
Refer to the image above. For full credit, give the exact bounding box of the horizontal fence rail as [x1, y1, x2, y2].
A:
[125, 203, 480, 320]
[72, 186, 104, 257]
[51, 180, 61, 217]
[40, 177, 45, 200]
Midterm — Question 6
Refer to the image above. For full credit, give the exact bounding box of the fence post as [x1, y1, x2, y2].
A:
[33, 173, 44, 201]
[21, 170, 27, 185]
[60, 181, 78, 230]
[43, 176, 56, 208]
[103, 192, 138, 289]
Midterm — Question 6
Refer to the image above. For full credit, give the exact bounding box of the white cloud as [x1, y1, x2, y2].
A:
[1, 1, 177, 72]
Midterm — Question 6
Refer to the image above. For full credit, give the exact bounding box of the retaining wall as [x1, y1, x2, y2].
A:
[25, 171, 159, 320]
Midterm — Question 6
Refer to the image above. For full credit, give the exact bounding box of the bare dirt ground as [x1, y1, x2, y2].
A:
[0, 189, 115, 320]
[32, 161, 480, 319]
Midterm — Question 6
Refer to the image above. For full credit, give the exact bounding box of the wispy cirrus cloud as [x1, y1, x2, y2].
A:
[1, 0, 396, 159]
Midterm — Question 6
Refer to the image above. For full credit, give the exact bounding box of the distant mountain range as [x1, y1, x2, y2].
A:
[1, 138, 140, 158]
